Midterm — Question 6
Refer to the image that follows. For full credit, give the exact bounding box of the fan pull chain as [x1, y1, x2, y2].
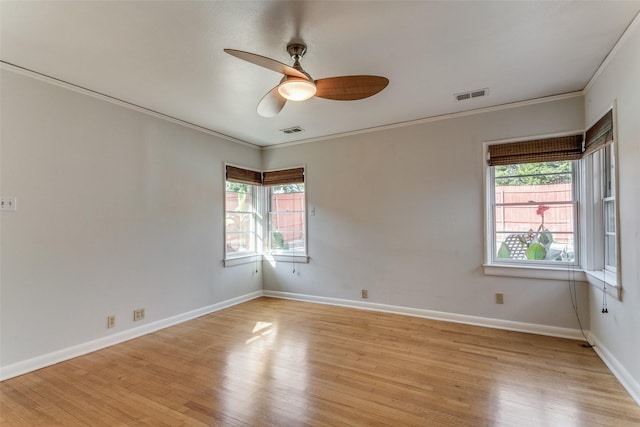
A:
[292, 241, 296, 274]
[601, 196, 609, 314]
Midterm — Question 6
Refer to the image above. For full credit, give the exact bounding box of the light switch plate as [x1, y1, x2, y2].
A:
[0, 197, 16, 211]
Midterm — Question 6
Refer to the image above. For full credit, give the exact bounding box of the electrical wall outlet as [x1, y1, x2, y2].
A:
[0, 197, 16, 211]
[496, 293, 504, 304]
[107, 315, 116, 328]
[133, 308, 145, 321]
[361, 289, 368, 299]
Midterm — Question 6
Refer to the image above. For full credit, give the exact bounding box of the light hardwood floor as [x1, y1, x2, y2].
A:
[1, 297, 639, 426]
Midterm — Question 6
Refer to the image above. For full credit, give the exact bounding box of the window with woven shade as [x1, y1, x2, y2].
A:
[582, 108, 619, 293]
[486, 134, 581, 267]
[223, 165, 308, 265]
[224, 165, 261, 260]
[264, 168, 306, 259]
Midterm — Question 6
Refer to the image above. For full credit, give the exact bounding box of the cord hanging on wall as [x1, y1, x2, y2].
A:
[292, 242, 296, 274]
[568, 261, 593, 347]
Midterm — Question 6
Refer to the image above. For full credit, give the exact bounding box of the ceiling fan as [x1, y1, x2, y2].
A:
[224, 42, 389, 117]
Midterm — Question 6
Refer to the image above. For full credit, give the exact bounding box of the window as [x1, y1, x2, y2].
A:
[582, 108, 618, 289]
[225, 182, 257, 256]
[224, 165, 261, 260]
[268, 183, 305, 254]
[263, 168, 306, 258]
[602, 143, 616, 271]
[491, 161, 577, 264]
[486, 134, 583, 269]
[484, 110, 620, 288]
[223, 165, 307, 265]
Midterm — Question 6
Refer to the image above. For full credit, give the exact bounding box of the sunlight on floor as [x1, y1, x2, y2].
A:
[222, 319, 310, 420]
[496, 383, 581, 426]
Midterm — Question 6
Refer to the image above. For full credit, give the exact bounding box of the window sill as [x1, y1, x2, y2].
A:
[224, 254, 310, 267]
[266, 254, 309, 264]
[224, 254, 261, 267]
[584, 270, 621, 300]
[483, 263, 586, 281]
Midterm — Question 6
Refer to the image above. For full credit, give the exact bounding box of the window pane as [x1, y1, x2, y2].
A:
[495, 161, 571, 182]
[225, 182, 251, 193]
[269, 183, 305, 254]
[495, 203, 574, 235]
[603, 144, 614, 198]
[495, 183, 573, 205]
[225, 191, 253, 212]
[225, 212, 255, 233]
[493, 161, 575, 263]
[604, 200, 615, 233]
[225, 182, 256, 257]
[271, 189, 305, 211]
[269, 212, 304, 252]
[226, 232, 255, 254]
[496, 232, 574, 262]
[271, 183, 305, 194]
[605, 234, 616, 268]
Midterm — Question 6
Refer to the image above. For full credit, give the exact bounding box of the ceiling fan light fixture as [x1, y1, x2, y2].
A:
[278, 78, 317, 101]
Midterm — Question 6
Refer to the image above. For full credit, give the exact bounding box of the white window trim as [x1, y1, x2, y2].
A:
[224, 254, 262, 267]
[584, 269, 621, 300]
[265, 254, 310, 264]
[483, 263, 586, 281]
[483, 131, 584, 281]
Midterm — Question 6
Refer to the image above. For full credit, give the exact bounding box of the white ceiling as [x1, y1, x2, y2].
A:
[2, 1, 639, 147]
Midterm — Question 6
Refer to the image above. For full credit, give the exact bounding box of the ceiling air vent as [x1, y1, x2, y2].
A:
[455, 88, 488, 102]
[279, 126, 305, 135]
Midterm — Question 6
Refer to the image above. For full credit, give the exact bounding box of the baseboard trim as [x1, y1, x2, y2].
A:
[589, 332, 640, 406]
[6, 289, 636, 407]
[263, 290, 585, 341]
[0, 290, 263, 381]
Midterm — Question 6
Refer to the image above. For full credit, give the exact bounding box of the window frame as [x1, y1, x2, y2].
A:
[602, 143, 617, 273]
[489, 160, 580, 266]
[483, 132, 587, 281]
[580, 105, 621, 296]
[223, 164, 262, 266]
[263, 168, 309, 264]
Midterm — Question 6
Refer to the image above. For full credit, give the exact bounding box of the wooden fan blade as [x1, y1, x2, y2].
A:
[315, 75, 389, 100]
[257, 86, 287, 117]
[224, 49, 308, 79]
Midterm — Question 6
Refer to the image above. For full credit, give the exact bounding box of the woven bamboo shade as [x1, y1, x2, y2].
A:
[487, 135, 583, 166]
[583, 109, 614, 157]
[262, 167, 305, 186]
[226, 165, 262, 185]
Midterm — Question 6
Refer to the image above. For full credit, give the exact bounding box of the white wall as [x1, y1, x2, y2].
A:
[584, 18, 640, 399]
[0, 70, 262, 368]
[263, 96, 590, 329]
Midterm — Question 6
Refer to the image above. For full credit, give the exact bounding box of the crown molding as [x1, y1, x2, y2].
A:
[0, 61, 260, 150]
[1, 61, 585, 152]
[262, 92, 583, 150]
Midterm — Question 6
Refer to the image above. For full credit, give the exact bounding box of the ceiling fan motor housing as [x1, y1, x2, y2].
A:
[287, 43, 307, 60]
